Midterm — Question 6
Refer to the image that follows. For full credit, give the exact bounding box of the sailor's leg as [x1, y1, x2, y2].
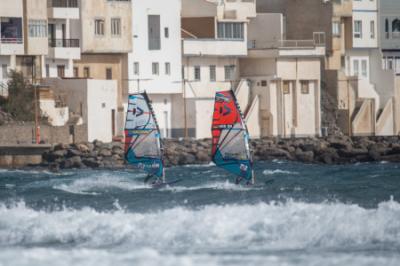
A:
[235, 176, 243, 185]
[144, 174, 153, 184]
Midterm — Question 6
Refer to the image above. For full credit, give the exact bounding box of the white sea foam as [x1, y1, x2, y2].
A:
[53, 173, 149, 194]
[0, 200, 399, 251]
[162, 180, 260, 192]
[263, 169, 298, 175]
[0, 247, 399, 266]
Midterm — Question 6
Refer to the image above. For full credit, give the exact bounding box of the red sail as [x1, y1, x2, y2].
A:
[211, 90, 243, 155]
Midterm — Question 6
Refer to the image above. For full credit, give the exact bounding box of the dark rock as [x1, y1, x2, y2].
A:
[99, 149, 112, 157]
[67, 149, 82, 158]
[54, 143, 69, 151]
[296, 150, 314, 163]
[112, 146, 124, 155]
[82, 158, 100, 168]
[196, 150, 210, 162]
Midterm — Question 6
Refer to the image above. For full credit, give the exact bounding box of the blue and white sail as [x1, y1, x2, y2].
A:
[124, 93, 164, 180]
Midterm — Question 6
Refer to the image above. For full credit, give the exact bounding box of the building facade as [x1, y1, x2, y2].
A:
[73, 0, 132, 138]
[127, 0, 182, 138]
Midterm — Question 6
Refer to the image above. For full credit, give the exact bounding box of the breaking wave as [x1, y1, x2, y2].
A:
[1, 199, 399, 251]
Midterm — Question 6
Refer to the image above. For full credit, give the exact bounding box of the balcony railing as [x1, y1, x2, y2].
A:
[49, 39, 80, 48]
[0, 38, 23, 44]
[48, 0, 78, 8]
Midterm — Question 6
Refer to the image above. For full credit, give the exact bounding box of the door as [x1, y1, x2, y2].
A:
[57, 65, 65, 77]
[48, 24, 55, 46]
[163, 111, 169, 138]
[111, 109, 116, 137]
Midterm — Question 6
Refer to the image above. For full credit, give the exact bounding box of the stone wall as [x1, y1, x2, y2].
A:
[0, 123, 88, 145]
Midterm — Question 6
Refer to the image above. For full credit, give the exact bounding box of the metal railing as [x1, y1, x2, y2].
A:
[0, 38, 23, 44]
[48, 39, 80, 48]
[48, 0, 78, 8]
[248, 32, 326, 49]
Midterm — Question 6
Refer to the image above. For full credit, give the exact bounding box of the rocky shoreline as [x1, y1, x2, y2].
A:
[39, 136, 400, 171]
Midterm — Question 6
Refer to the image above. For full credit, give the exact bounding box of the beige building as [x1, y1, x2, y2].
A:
[73, 0, 132, 137]
[0, 0, 48, 88]
[241, 13, 325, 138]
[259, 0, 400, 137]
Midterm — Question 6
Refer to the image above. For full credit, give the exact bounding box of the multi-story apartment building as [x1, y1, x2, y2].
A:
[73, 0, 132, 137]
[128, 0, 182, 138]
[381, 0, 400, 74]
[0, 0, 24, 96]
[181, 0, 256, 138]
[0, 0, 48, 93]
[45, 0, 81, 78]
[259, 0, 400, 137]
[242, 13, 325, 138]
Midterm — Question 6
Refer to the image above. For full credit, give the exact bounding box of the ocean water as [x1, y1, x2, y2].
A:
[0, 161, 400, 266]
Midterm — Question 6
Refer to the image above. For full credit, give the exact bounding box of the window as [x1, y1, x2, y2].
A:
[332, 21, 341, 36]
[224, 65, 235, 81]
[385, 19, 389, 39]
[165, 62, 171, 75]
[73, 67, 79, 78]
[353, 60, 359, 76]
[57, 65, 65, 78]
[388, 57, 393, 70]
[217, 22, 244, 40]
[0, 18, 23, 42]
[283, 81, 290, 94]
[111, 18, 121, 36]
[106, 68, 112, 80]
[392, 19, 400, 38]
[370, 20, 375, 39]
[1, 64, 7, 79]
[134, 62, 139, 75]
[95, 19, 105, 36]
[148, 15, 161, 50]
[261, 80, 267, 87]
[194, 66, 201, 81]
[152, 62, 159, 75]
[209, 65, 216, 81]
[354, 20, 362, 38]
[301, 81, 310, 94]
[84, 67, 90, 78]
[45, 64, 50, 78]
[164, 27, 169, 38]
[361, 60, 367, 77]
[28, 20, 47, 38]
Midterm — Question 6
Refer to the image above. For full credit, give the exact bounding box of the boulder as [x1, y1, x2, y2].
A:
[67, 149, 82, 158]
[77, 143, 90, 153]
[82, 158, 100, 168]
[99, 149, 112, 157]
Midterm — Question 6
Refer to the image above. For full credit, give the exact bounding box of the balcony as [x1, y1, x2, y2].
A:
[47, 0, 79, 19]
[0, 38, 24, 55]
[333, 0, 353, 17]
[183, 38, 247, 57]
[247, 33, 326, 58]
[48, 0, 78, 7]
[48, 39, 80, 60]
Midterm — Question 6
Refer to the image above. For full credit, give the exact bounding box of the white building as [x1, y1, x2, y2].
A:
[43, 78, 118, 142]
[381, 0, 400, 75]
[181, 0, 256, 139]
[241, 13, 325, 138]
[340, 0, 399, 136]
[128, 0, 182, 138]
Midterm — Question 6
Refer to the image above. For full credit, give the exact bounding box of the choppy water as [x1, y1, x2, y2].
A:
[0, 161, 400, 266]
